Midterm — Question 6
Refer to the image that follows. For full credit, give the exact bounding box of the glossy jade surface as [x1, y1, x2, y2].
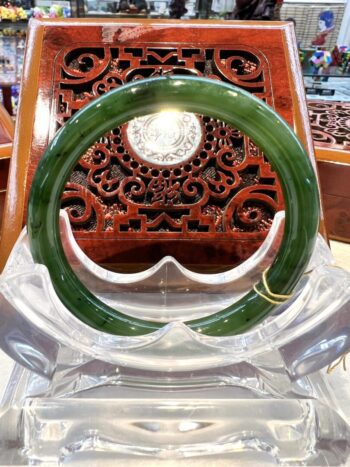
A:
[27, 76, 320, 336]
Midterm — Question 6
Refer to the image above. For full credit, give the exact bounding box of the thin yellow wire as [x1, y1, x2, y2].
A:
[327, 352, 348, 374]
[253, 285, 285, 305]
[253, 268, 294, 305]
[262, 268, 294, 300]
[254, 268, 349, 375]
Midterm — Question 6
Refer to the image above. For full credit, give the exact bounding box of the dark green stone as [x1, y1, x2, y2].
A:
[27, 76, 320, 336]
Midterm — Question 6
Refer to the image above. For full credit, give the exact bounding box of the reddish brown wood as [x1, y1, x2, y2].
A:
[317, 160, 350, 243]
[0, 19, 319, 271]
[0, 126, 11, 145]
[0, 86, 13, 117]
[0, 102, 14, 145]
[0, 158, 10, 233]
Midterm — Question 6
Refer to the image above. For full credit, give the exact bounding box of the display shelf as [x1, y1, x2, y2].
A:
[303, 66, 350, 78]
[303, 66, 350, 95]
[0, 20, 28, 29]
[0, 23, 25, 115]
[79, 0, 198, 18]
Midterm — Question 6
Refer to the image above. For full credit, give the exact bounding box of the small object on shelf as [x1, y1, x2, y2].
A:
[311, 10, 335, 47]
[310, 50, 332, 71]
[32, 3, 71, 18]
[341, 48, 350, 74]
[329, 45, 350, 74]
[123, 2, 146, 13]
[0, 35, 17, 84]
[331, 45, 341, 67]
[0, 4, 27, 21]
[0, 26, 26, 37]
[309, 49, 332, 83]
[169, 0, 187, 18]
[305, 87, 335, 96]
[10, 83, 19, 115]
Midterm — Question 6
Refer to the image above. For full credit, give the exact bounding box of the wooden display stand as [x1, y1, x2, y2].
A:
[0, 19, 320, 271]
[308, 101, 350, 243]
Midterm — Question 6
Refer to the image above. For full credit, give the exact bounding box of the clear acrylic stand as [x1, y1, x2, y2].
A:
[1, 210, 350, 465]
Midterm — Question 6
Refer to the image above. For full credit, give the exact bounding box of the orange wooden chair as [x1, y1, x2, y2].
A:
[0, 102, 14, 236]
[0, 102, 14, 158]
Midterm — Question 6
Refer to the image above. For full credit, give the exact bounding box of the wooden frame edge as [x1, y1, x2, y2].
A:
[0, 20, 44, 270]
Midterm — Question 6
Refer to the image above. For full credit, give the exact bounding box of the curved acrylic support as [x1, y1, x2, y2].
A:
[60, 210, 286, 322]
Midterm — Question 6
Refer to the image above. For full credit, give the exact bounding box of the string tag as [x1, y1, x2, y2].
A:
[253, 268, 294, 305]
[327, 353, 348, 374]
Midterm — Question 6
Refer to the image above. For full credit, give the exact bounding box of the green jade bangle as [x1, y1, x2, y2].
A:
[27, 77, 320, 337]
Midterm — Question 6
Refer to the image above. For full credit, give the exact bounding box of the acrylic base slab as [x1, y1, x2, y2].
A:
[1, 357, 350, 466]
[19, 399, 350, 465]
[1, 211, 350, 465]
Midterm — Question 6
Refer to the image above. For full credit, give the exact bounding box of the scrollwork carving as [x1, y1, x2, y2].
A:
[119, 177, 146, 204]
[308, 101, 350, 149]
[62, 47, 112, 85]
[213, 49, 265, 89]
[223, 185, 280, 233]
[53, 43, 282, 246]
[61, 183, 105, 232]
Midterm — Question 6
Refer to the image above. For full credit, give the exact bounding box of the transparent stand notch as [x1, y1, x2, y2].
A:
[0, 210, 350, 465]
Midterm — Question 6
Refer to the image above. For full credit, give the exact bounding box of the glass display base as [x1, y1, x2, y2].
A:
[1, 357, 350, 466]
[21, 399, 350, 465]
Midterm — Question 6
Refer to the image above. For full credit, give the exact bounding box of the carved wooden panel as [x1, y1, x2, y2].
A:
[54, 44, 282, 259]
[308, 101, 350, 243]
[308, 101, 350, 150]
[0, 20, 318, 270]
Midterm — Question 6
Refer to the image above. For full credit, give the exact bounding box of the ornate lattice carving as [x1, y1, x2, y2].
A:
[53, 44, 283, 263]
[308, 101, 350, 150]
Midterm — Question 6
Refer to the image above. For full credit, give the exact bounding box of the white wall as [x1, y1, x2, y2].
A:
[337, 0, 350, 45]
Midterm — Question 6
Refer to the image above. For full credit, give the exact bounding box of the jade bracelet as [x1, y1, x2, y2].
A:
[27, 76, 320, 337]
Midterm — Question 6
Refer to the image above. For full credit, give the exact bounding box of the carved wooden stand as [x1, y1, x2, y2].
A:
[0, 19, 318, 270]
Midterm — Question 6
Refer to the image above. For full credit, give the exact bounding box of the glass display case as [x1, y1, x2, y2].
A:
[0, 23, 26, 116]
[76, 0, 198, 18]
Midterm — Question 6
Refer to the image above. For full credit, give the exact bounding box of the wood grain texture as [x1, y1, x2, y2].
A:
[317, 160, 350, 243]
[0, 103, 14, 146]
